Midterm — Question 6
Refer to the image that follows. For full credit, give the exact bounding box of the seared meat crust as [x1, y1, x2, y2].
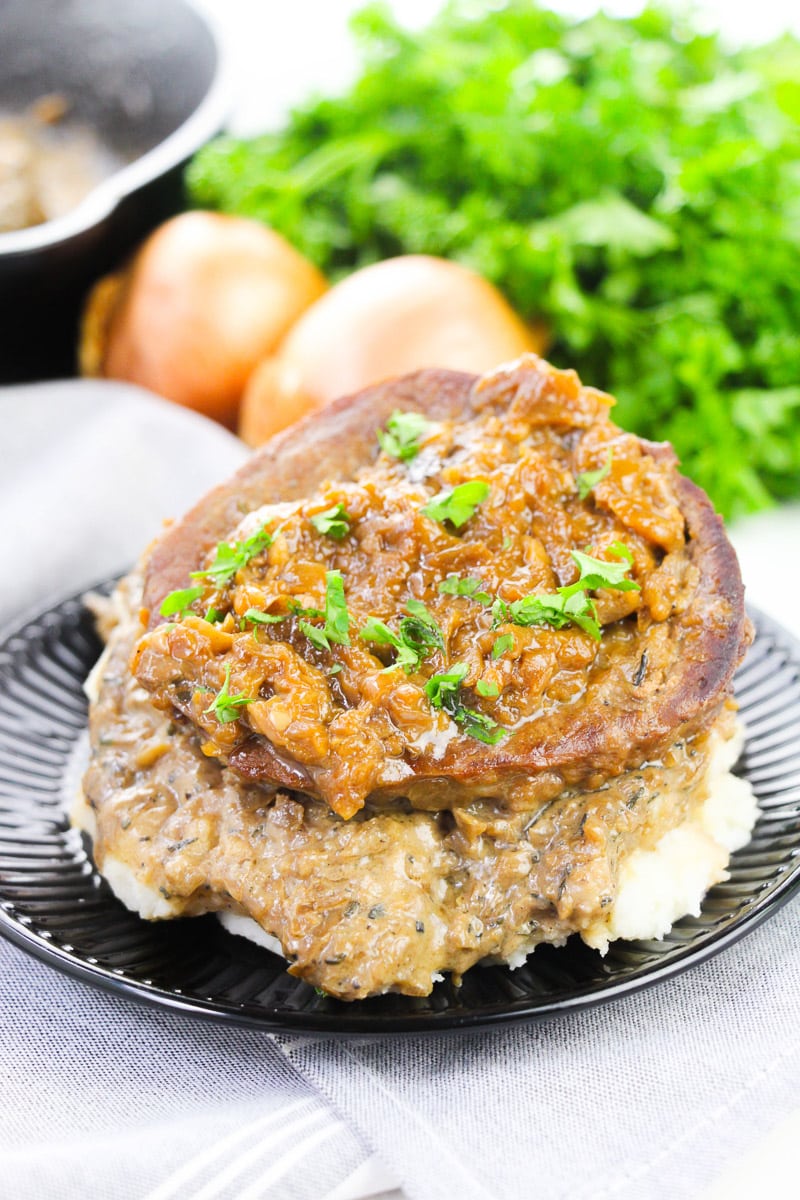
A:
[139, 356, 750, 813]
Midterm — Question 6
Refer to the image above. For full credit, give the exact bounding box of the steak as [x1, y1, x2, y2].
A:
[134, 355, 751, 819]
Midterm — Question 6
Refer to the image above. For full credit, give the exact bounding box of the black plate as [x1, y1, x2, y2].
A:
[1, 584, 799, 1035]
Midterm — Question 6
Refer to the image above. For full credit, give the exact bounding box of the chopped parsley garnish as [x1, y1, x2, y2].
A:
[299, 621, 333, 651]
[243, 608, 286, 626]
[569, 545, 638, 589]
[421, 480, 490, 529]
[191, 526, 273, 587]
[377, 410, 432, 462]
[576, 450, 613, 500]
[203, 665, 254, 724]
[323, 571, 351, 644]
[438, 575, 491, 604]
[607, 539, 633, 565]
[402, 598, 445, 654]
[298, 570, 351, 651]
[360, 617, 415, 670]
[289, 599, 322, 618]
[160, 586, 204, 618]
[476, 679, 499, 697]
[492, 543, 639, 641]
[459, 708, 506, 745]
[424, 662, 505, 744]
[493, 591, 602, 640]
[492, 633, 514, 659]
[424, 663, 468, 708]
[310, 503, 351, 540]
[360, 598, 444, 674]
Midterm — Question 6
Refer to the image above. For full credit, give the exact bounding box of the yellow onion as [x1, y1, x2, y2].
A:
[239, 254, 547, 445]
[80, 212, 327, 427]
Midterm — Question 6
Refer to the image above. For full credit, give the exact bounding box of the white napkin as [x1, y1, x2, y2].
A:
[1, 380, 798, 1200]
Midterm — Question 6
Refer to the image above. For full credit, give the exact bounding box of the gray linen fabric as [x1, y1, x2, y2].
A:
[282, 898, 800, 1200]
[1, 379, 798, 1200]
[0, 935, 371, 1200]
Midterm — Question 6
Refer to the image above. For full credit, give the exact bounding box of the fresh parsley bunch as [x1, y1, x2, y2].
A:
[189, 1, 800, 518]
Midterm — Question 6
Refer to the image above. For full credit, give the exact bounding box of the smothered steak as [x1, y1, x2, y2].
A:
[133, 356, 749, 819]
[81, 354, 755, 999]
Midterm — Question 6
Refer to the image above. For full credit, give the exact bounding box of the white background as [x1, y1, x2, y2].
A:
[197, 0, 800, 134]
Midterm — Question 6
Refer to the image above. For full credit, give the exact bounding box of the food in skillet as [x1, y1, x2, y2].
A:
[76, 355, 756, 999]
[0, 96, 120, 232]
